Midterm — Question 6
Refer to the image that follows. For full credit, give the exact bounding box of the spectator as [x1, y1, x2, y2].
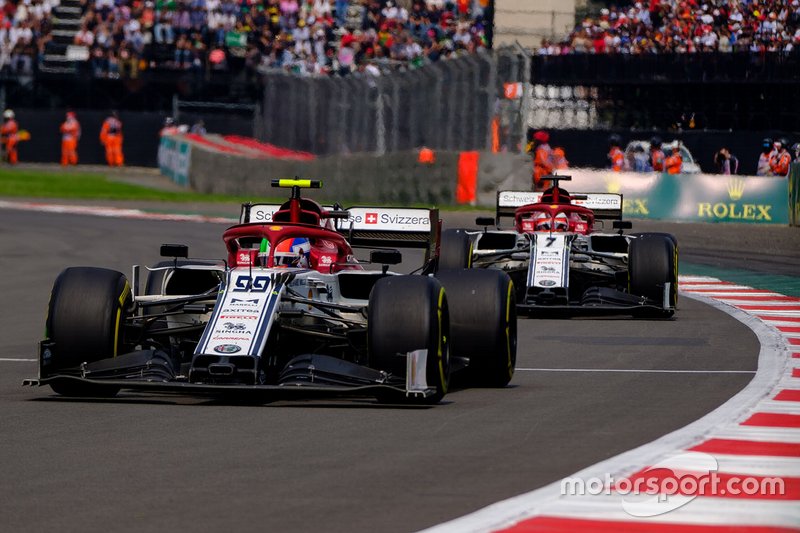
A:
[631, 144, 649, 172]
[769, 138, 792, 177]
[713, 147, 739, 175]
[539, 0, 800, 55]
[552, 147, 568, 170]
[189, 119, 206, 134]
[607, 134, 625, 172]
[526, 130, 553, 191]
[665, 144, 683, 174]
[650, 136, 665, 172]
[1, 109, 20, 165]
[69, 0, 489, 76]
[60, 111, 81, 166]
[757, 138, 776, 176]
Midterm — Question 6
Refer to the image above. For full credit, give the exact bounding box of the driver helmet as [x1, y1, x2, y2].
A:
[533, 212, 569, 232]
[553, 212, 569, 232]
[275, 237, 310, 267]
[3, 109, 13, 120]
[533, 212, 550, 231]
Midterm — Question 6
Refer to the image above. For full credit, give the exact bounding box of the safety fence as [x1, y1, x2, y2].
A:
[260, 50, 511, 156]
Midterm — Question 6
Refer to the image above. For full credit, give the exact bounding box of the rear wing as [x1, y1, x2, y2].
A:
[335, 206, 440, 261]
[496, 191, 623, 221]
[239, 203, 334, 224]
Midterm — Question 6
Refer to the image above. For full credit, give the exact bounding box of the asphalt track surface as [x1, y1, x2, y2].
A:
[0, 208, 769, 532]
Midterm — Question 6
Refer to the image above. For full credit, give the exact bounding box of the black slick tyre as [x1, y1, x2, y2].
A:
[439, 229, 473, 270]
[436, 269, 517, 387]
[628, 235, 678, 317]
[45, 267, 132, 396]
[368, 275, 450, 404]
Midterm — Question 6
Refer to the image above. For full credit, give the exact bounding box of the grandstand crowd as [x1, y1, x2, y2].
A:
[5, 1, 799, 79]
[67, 0, 490, 78]
[538, 0, 800, 55]
[0, 0, 56, 75]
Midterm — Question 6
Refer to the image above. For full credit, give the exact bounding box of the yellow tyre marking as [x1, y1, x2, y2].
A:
[505, 280, 514, 378]
[674, 245, 680, 306]
[437, 287, 447, 394]
[467, 242, 473, 268]
[113, 282, 131, 357]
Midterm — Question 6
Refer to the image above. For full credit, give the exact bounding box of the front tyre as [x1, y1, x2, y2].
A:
[436, 269, 517, 387]
[629, 235, 678, 317]
[45, 267, 132, 396]
[368, 276, 450, 404]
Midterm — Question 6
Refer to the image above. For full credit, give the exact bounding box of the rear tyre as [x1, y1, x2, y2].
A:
[368, 276, 450, 404]
[436, 269, 517, 387]
[630, 232, 678, 248]
[629, 235, 678, 317]
[46, 267, 132, 396]
[439, 229, 473, 270]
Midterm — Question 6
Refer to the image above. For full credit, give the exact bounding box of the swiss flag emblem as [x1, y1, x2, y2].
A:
[365, 212, 378, 224]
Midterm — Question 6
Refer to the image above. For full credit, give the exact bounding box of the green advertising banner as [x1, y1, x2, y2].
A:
[157, 136, 192, 187]
[789, 163, 800, 227]
[566, 170, 790, 225]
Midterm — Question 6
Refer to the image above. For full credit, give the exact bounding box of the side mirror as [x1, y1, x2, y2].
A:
[370, 249, 402, 265]
[160, 243, 189, 258]
[475, 216, 495, 227]
[612, 220, 633, 230]
[323, 210, 351, 220]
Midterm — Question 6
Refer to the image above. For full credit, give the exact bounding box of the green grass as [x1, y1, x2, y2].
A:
[0, 169, 280, 203]
[0, 168, 486, 210]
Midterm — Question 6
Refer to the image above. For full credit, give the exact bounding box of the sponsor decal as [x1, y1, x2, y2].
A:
[222, 322, 247, 331]
[727, 177, 745, 200]
[213, 344, 241, 354]
[230, 297, 260, 306]
[233, 275, 271, 293]
[341, 208, 431, 230]
[248, 205, 278, 222]
[219, 314, 259, 319]
[499, 191, 541, 207]
[623, 198, 650, 216]
[320, 255, 333, 265]
[539, 280, 557, 287]
[210, 336, 251, 341]
[697, 203, 772, 221]
[237, 251, 253, 266]
[270, 226, 283, 231]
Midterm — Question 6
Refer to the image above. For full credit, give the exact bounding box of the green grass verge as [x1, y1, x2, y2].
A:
[0, 169, 281, 203]
[0, 168, 484, 210]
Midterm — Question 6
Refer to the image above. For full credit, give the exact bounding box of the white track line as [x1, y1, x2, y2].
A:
[420, 287, 790, 533]
[0, 358, 36, 362]
[0, 199, 238, 224]
[516, 368, 755, 374]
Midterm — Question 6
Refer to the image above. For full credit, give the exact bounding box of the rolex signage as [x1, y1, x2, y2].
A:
[673, 174, 788, 224]
[561, 170, 790, 225]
